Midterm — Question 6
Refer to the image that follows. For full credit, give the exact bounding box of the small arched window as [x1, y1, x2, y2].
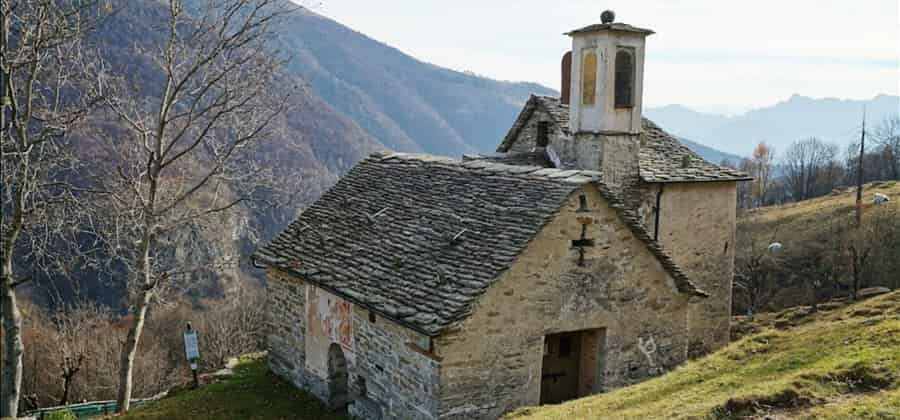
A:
[581, 51, 597, 106]
[615, 49, 635, 108]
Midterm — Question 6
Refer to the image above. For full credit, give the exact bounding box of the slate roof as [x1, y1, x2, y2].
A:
[254, 152, 706, 336]
[462, 151, 553, 168]
[565, 22, 655, 36]
[639, 119, 753, 183]
[498, 95, 751, 183]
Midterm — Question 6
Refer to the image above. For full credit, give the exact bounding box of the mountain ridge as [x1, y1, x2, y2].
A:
[647, 94, 900, 156]
[274, 7, 557, 157]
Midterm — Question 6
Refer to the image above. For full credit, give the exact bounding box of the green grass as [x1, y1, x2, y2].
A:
[506, 291, 900, 419]
[801, 388, 900, 420]
[117, 355, 346, 420]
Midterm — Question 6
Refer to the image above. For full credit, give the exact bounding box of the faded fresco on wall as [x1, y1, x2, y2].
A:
[305, 285, 355, 377]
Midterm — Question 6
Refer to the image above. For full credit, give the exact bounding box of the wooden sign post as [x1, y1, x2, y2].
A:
[184, 323, 201, 388]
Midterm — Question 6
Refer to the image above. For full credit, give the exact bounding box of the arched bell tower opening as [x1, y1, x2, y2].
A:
[614, 49, 635, 108]
[581, 51, 598, 106]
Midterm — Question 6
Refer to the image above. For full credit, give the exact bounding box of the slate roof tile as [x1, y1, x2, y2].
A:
[254, 152, 705, 336]
[498, 95, 751, 183]
[463, 151, 553, 168]
[639, 119, 753, 183]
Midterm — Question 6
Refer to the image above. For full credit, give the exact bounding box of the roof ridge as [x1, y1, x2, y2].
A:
[378, 152, 602, 184]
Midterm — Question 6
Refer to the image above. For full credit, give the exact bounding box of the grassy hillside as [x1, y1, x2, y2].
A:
[507, 291, 900, 419]
[116, 355, 345, 420]
[733, 181, 900, 312]
[738, 181, 900, 243]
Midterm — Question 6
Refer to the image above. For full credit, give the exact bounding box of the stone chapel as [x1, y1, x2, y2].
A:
[254, 12, 750, 420]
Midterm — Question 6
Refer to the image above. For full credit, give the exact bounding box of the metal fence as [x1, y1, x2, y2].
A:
[24, 397, 156, 419]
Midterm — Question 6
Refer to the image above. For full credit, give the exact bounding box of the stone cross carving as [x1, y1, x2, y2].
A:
[573, 195, 595, 266]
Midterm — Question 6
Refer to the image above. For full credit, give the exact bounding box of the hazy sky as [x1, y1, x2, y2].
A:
[310, 0, 899, 115]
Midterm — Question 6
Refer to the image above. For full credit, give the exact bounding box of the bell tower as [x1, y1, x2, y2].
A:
[566, 11, 653, 134]
[560, 11, 653, 188]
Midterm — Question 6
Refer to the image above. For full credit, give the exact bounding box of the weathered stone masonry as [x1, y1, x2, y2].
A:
[349, 306, 441, 420]
[434, 187, 691, 419]
[639, 182, 738, 355]
[266, 268, 442, 419]
[499, 95, 749, 358]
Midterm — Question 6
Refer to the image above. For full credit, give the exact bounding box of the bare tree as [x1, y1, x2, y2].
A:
[829, 205, 898, 300]
[1, 1, 102, 416]
[749, 142, 775, 207]
[874, 114, 900, 181]
[734, 227, 780, 318]
[733, 158, 754, 209]
[51, 303, 110, 406]
[782, 137, 839, 201]
[193, 284, 266, 371]
[87, 0, 295, 412]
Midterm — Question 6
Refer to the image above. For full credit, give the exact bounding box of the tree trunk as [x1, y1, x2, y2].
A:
[850, 247, 860, 301]
[1, 264, 24, 419]
[59, 375, 72, 407]
[116, 233, 154, 414]
[115, 285, 152, 413]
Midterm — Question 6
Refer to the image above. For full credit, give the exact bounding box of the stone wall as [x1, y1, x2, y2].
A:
[506, 107, 640, 193]
[265, 269, 331, 400]
[638, 182, 737, 356]
[349, 307, 441, 420]
[506, 108, 576, 167]
[265, 268, 441, 420]
[585, 132, 641, 191]
[433, 185, 691, 419]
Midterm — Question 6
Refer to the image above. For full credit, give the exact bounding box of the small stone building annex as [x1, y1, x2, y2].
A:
[253, 13, 750, 420]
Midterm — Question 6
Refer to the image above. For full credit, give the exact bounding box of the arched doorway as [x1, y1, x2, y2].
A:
[327, 343, 349, 409]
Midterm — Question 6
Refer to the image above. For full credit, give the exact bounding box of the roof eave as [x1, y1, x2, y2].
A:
[564, 24, 655, 36]
[641, 176, 755, 184]
[497, 95, 540, 152]
[259, 261, 444, 337]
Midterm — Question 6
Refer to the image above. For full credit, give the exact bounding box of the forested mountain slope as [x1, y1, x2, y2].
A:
[272, 7, 556, 156]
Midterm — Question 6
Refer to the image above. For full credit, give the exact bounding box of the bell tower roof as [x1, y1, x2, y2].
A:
[565, 22, 654, 36]
[565, 11, 654, 36]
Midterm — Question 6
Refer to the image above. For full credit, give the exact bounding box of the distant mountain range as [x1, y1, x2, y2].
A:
[677, 138, 743, 165]
[646, 95, 900, 157]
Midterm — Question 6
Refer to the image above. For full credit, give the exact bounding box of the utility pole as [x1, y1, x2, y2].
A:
[856, 107, 866, 227]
